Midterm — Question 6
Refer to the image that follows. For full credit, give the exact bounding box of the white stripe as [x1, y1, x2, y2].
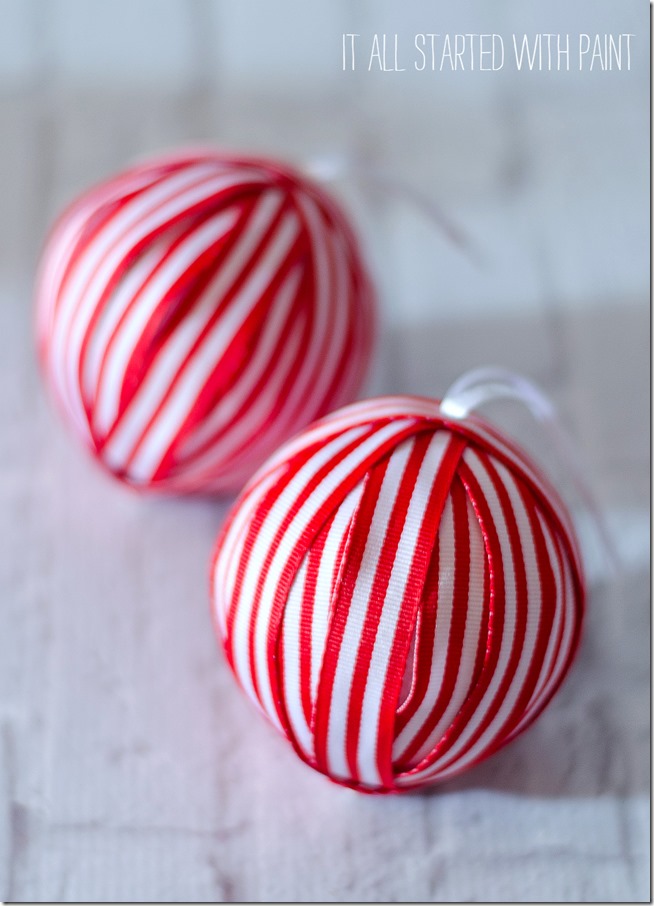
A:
[164, 321, 304, 492]
[51, 166, 225, 383]
[442, 411, 580, 574]
[176, 264, 302, 467]
[120, 209, 300, 481]
[392, 495, 457, 763]
[324, 438, 416, 781]
[229, 423, 372, 721]
[402, 449, 520, 784]
[235, 420, 415, 729]
[395, 492, 486, 768]
[317, 226, 352, 398]
[83, 244, 164, 419]
[92, 188, 282, 435]
[556, 549, 578, 681]
[404, 455, 545, 785]
[355, 433, 450, 786]
[394, 493, 447, 760]
[511, 507, 565, 730]
[319, 228, 370, 411]
[281, 559, 313, 758]
[255, 397, 435, 480]
[212, 463, 287, 638]
[54, 168, 248, 430]
[311, 486, 364, 706]
[512, 522, 577, 735]
[38, 207, 96, 344]
[38, 167, 158, 338]
[92, 210, 239, 436]
[263, 195, 339, 436]
[62, 165, 226, 326]
[178, 320, 304, 486]
[458, 460, 543, 743]
[282, 219, 353, 431]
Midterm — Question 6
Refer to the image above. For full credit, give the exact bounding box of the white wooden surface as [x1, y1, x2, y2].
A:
[0, 1, 650, 901]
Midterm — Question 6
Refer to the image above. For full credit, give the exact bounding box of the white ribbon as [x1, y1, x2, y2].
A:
[304, 153, 481, 266]
[441, 366, 620, 579]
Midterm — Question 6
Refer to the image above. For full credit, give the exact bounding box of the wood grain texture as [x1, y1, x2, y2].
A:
[0, 1, 649, 899]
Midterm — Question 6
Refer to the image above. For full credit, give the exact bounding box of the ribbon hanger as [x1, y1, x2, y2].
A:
[441, 365, 620, 580]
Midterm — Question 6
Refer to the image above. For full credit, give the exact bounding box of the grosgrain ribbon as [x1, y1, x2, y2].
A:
[212, 392, 588, 791]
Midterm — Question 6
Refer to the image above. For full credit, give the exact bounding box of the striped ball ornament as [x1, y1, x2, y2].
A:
[35, 150, 375, 493]
[211, 395, 585, 793]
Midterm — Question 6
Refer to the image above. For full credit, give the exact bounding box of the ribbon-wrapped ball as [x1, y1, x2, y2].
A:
[211, 395, 585, 793]
[35, 150, 375, 493]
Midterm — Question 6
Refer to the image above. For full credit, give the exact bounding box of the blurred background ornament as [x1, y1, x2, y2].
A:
[35, 148, 376, 494]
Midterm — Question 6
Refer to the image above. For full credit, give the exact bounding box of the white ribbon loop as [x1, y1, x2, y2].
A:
[441, 366, 620, 579]
[305, 154, 481, 266]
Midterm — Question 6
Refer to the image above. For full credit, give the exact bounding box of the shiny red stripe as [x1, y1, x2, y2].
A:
[375, 436, 466, 787]
[408, 455, 507, 776]
[394, 475, 473, 769]
[312, 460, 390, 776]
[344, 436, 430, 784]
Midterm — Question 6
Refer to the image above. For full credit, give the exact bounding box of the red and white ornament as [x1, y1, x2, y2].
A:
[211, 394, 585, 793]
[35, 149, 375, 493]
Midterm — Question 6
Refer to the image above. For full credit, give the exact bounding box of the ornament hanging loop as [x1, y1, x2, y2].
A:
[305, 153, 481, 266]
[441, 366, 620, 579]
